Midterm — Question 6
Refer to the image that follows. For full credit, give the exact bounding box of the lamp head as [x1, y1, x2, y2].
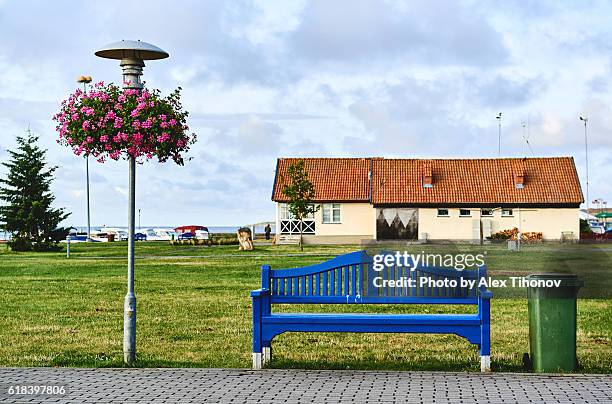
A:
[77, 75, 92, 83]
[95, 40, 168, 61]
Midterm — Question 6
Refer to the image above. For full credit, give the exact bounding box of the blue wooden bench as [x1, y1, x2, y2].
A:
[251, 251, 492, 371]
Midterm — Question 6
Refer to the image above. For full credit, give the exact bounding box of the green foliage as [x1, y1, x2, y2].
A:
[0, 130, 71, 251]
[580, 219, 592, 234]
[281, 159, 319, 250]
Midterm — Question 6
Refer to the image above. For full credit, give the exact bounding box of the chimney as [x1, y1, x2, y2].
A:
[514, 167, 525, 189]
[423, 163, 433, 188]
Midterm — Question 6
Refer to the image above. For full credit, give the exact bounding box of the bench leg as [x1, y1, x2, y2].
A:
[263, 346, 271, 364]
[252, 352, 263, 370]
[480, 355, 491, 372]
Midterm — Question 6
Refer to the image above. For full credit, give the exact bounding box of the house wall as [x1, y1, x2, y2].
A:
[313, 203, 376, 237]
[418, 208, 477, 240]
[418, 207, 579, 241]
[276, 202, 376, 241]
[276, 203, 579, 242]
[517, 208, 579, 240]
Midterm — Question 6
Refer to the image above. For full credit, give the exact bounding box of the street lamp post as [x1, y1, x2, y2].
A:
[580, 116, 589, 212]
[77, 75, 93, 242]
[95, 40, 168, 365]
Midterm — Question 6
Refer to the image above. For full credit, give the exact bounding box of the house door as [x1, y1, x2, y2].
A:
[376, 208, 418, 240]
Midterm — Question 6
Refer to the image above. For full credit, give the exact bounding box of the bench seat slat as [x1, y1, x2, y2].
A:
[263, 313, 480, 325]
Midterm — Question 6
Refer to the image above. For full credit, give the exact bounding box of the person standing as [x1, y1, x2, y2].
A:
[264, 224, 271, 240]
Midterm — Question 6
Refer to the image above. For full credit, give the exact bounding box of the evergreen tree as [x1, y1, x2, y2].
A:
[0, 130, 70, 251]
[282, 159, 319, 251]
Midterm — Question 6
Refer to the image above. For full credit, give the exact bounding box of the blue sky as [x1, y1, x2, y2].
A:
[0, 0, 611, 227]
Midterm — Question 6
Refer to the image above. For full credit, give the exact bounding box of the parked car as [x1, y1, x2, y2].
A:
[195, 229, 210, 240]
[178, 232, 194, 240]
[134, 232, 147, 241]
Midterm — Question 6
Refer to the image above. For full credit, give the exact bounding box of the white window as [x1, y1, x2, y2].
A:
[481, 209, 493, 217]
[279, 203, 293, 220]
[322, 203, 341, 223]
[502, 208, 513, 217]
[459, 209, 471, 217]
[437, 208, 449, 217]
[279, 203, 314, 220]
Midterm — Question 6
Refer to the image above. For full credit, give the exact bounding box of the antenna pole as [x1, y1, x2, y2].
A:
[584, 119, 589, 212]
[496, 112, 502, 156]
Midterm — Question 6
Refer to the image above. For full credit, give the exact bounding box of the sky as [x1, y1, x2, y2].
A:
[0, 0, 611, 227]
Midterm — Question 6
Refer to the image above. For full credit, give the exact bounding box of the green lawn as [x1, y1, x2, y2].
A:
[0, 241, 610, 372]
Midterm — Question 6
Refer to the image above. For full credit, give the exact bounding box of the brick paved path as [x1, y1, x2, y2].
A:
[0, 368, 610, 403]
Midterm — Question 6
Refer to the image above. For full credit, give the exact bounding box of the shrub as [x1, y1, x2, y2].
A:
[8, 237, 32, 252]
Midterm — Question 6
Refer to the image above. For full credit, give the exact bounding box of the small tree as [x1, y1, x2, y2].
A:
[282, 159, 319, 251]
[0, 130, 71, 251]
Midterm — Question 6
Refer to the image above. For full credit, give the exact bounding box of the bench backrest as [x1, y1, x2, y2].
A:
[262, 251, 486, 305]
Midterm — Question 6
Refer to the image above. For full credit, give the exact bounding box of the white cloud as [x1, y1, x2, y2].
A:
[113, 187, 128, 197]
[0, 0, 610, 227]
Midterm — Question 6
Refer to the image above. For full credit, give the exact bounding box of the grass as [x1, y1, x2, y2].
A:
[0, 241, 610, 372]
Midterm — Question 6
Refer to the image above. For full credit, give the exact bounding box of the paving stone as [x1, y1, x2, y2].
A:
[0, 368, 609, 403]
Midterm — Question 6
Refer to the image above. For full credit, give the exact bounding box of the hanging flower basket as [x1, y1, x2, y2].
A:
[53, 81, 196, 164]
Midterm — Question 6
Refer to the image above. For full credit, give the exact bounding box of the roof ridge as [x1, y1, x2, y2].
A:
[278, 156, 574, 161]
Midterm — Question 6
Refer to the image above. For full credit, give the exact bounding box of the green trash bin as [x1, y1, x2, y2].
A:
[527, 273, 583, 373]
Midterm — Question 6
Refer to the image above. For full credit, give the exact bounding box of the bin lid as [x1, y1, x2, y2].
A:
[527, 273, 583, 287]
[528, 273, 578, 279]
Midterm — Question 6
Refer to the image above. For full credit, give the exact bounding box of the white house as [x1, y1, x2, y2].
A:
[272, 157, 583, 243]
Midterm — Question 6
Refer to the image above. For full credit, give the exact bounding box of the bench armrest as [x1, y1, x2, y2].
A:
[251, 288, 270, 298]
[478, 290, 493, 299]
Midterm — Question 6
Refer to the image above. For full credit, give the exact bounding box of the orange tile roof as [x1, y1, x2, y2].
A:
[272, 157, 584, 206]
[272, 158, 371, 202]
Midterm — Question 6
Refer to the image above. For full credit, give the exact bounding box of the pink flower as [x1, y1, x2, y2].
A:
[100, 135, 108, 143]
[156, 132, 170, 143]
[114, 117, 123, 128]
[82, 121, 91, 131]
